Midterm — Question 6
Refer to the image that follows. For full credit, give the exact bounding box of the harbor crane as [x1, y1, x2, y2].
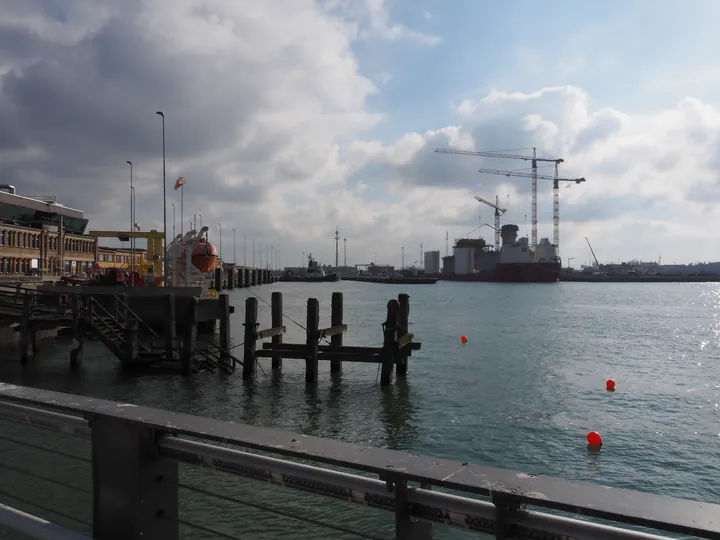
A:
[435, 147, 563, 249]
[473, 195, 506, 251]
[477, 165, 586, 254]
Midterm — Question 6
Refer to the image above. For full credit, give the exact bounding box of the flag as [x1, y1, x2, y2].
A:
[134, 223, 140, 231]
[174, 176, 186, 190]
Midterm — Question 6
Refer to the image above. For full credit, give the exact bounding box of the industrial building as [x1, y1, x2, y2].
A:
[96, 246, 147, 271]
[0, 185, 97, 276]
[423, 250, 441, 275]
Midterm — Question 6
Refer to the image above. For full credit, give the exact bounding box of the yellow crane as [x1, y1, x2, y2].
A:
[88, 229, 165, 277]
[473, 195, 506, 251]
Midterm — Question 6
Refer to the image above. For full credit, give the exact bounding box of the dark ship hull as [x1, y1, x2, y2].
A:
[278, 273, 340, 283]
[438, 262, 561, 283]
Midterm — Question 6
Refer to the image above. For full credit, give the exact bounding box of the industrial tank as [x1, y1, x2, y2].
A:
[454, 247, 475, 275]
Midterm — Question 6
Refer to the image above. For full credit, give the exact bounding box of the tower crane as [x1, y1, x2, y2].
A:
[435, 147, 563, 249]
[477, 166, 585, 254]
[473, 195, 506, 251]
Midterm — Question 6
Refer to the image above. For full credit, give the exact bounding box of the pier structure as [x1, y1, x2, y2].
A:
[211, 264, 278, 292]
[0, 384, 718, 540]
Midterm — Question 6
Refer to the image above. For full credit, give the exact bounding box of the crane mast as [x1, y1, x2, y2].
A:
[435, 147, 562, 250]
[473, 195, 506, 251]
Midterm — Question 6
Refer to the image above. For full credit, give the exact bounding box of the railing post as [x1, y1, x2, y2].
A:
[305, 298, 319, 383]
[119, 293, 128, 324]
[396, 293, 409, 377]
[19, 294, 32, 365]
[70, 294, 83, 369]
[123, 318, 139, 370]
[393, 479, 432, 540]
[90, 416, 179, 539]
[380, 299, 399, 386]
[270, 292, 283, 371]
[330, 292, 343, 374]
[242, 297, 258, 380]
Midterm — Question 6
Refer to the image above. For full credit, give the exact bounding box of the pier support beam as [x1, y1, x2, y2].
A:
[271, 292, 283, 372]
[396, 293, 410, 377]
[380, 300, 400, 386]
[305, 298, 319, 383]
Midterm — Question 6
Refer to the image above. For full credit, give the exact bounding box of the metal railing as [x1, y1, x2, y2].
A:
[0, 384, 718, 540]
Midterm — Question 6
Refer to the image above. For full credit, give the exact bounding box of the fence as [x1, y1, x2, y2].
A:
[0, 383, 718, 540]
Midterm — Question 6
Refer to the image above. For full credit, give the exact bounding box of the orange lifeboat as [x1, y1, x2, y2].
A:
[190, 239, 219, 272]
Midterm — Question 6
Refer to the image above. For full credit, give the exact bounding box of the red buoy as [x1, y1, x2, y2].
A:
[460, 335, 468, 344]
[606, 379, 616, 392]
[587, 431, 603, 447]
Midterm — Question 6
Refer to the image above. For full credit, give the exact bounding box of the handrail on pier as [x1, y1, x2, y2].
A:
[0, 384, 717, 540]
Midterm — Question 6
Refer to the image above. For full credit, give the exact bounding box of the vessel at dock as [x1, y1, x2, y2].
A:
[439, 224, 561, 283]
[279, 254, 340, 283]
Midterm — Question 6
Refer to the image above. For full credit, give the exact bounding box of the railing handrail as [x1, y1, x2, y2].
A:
[0, 384, 718, 540]
[112, 294, 160, 338]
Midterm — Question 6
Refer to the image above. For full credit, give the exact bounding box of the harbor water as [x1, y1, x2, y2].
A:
[0, 281, 719, 539]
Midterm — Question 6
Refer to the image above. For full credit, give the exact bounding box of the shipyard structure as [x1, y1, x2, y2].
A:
[439, 224, 561, 283]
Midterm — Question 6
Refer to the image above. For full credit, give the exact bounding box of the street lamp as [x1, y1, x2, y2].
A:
[156, 111, 167, 286]
[252, 238, 255, 268]
[232, 228, 236, 265]
[126, 160, 134, 284]
[218, 223, 222, 261]
[171, 203, 176, 240]
[243, 234, 247, 268]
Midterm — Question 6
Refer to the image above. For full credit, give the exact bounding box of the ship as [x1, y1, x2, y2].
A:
[278, 253, 340, 283]
[438, 224, 561, 283]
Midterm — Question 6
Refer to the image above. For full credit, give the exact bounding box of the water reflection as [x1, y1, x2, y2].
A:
[379, 379, 418, 450]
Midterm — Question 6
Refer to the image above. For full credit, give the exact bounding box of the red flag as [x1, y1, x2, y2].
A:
[174, 176, 186, 190]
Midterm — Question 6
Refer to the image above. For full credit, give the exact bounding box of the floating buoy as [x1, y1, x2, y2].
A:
[606, 379, 616, 392]
[460, 335, 468, 344]
[587, 431, 603, 447]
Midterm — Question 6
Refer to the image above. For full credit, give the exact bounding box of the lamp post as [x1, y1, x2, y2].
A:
[232, 228, 236, 265]
[243, 234, 247, 268]
[155, 111, 167, 286]
[126, 160, 134, 284]
[218, 223, 222, 261]
[171, 203, 176, 240]
[252, 238, 255, 268]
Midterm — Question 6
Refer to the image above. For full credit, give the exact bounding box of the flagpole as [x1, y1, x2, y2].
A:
[181, 184, 184, 238]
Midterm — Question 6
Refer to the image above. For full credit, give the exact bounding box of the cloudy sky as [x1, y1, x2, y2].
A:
[1, 0, 719, 268]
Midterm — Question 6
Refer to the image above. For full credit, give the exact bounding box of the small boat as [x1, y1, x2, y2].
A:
[279, 254, 340, 283]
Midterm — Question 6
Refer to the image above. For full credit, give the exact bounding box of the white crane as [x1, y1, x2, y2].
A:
[473, 195, 506, 251]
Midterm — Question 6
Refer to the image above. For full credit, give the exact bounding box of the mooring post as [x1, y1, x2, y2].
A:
[271, 291, 283, 371]
[380, 299, 400, 386]
[69, 294, 83, 369]
[214, 268, 222, 291]
[181, 297, 198, 375]
[330, 292, 343, 374]
[242, 297, 258, 380]
[19, 294, 32, 365]
[227, 266, 235, 290]
[218, 293, 231, 370]
[90, 416, 179, 539]
[164, 293, 176, 361]
[305, 298, 320, 383]
[396, 293, 410, 377]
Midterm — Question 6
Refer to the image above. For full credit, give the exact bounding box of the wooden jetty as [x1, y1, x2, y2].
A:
[211, 265, 279, 291]
[244, 291, 420, 385]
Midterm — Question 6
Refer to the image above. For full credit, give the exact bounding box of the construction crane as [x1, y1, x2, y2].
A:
[435, 147, 563, 249]
[473, 195, 506, 251]
[477, 166, 585, 254]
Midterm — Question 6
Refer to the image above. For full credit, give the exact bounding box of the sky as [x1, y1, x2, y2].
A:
[2, 0, 720, 268]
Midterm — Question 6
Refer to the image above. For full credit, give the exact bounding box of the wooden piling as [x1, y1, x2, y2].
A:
[227, 267, 235, 290]
[380, 299, 400, 386]
[181, 297, 198, 375]
[305, 298, 320, 383]
[218, 293, 231, 370]
[164, 293, 176, 362]
[69, 294, 83, 369]
[214, 268, 222, 291]
[122, 318, 139, 371]
[330, 292, 343, 374]
[242, 297, 258, 380]
[396, 293, 410, 377]
[271, 292, 283, 371]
